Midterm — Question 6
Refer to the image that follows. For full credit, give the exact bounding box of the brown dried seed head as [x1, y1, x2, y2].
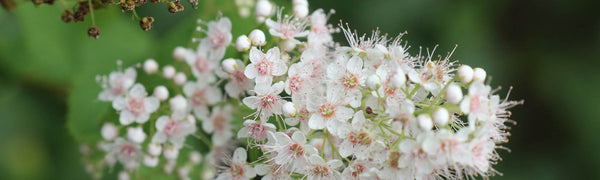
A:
[139, 17, 155, 31]
[88, 26, 99, 39]
[167, 1, 183, 13]
[61, 10, 73, 23]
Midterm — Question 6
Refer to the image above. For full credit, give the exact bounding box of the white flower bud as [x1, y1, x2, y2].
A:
[293, 4, 309, 18]
[432, 107, 449, 126]
[153, 86, 169, 101]
[446, 83, 463, 104]
[178, 166, 190, 179]
[173, 72, 187, 86]
[255, 0, 273, 17]
[143, 155, 159, 167]
[173, 47, 187, 62]
[164, 160, 175, 174]
[280, 38, 297, 52]
[118, 171, 130, 180]
[101, 123, 118, 141]
[162, 65, 176, 79]
[417, 114, 433, 130]
[143, 59, 159, 74]
[249, 29, 266, 46]
[164, 145, 180, 160]
[292, 0, 308, 6]
[222, 58, 238, 73]
[391, 69, 406, 88]
[235, 35, 251, 51]
[457, 65, 473, 83]
[282, 102, 297, 117]
[148, 142, 162, 156]
[127, 126, 146, 144]
[366, 74, 381, 90]
[473, 67, 486, 82]
[169, 95, 187, 112]
[189, 151, 202, 165]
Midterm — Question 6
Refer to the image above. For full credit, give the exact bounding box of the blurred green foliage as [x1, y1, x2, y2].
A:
[1, 0, 599, 179]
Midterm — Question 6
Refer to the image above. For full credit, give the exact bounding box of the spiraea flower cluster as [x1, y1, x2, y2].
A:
[84, 0, 521, 179]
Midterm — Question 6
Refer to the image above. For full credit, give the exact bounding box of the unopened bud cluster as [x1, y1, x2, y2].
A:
[84, 0, 522, 179]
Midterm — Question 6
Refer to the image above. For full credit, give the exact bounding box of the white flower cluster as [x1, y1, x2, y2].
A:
[87, 0, 521, 179]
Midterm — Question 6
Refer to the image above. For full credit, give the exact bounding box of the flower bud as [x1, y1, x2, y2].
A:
[391, 69, 406, 88]
[235, 35, 251, 51]
[457, 65, 473, 83]
[139, 17, 155, 31]
[280, 39, 297, 52]
[164, 145, 180, 160]
[417, 114, 433, 130]
[168, 1, 184, 14]
[249, 29, 266, 46]
[445, 83, 463, 104]
[148, 142, 162, 156]
[143, 59, 158, 74]
[169, 95, 188, 112]
[293, 4, 309, 18]
[101, 123, 118, 141]
[127, 126, 146, 144]
[173, 47, 187, 61]
[189, 151, 202, 165]
[118, 171, 130, 180]
[432, 107, 449, 126]
[282, 102, 297, 117]
[174, 72, 187, 85]
[143, 155, 159, 167]
[255, 0, 273, 17]
[292, 0, 308, 6]
[366, 74, 381, 90]
[162, 65, 176, 79]
[153, 86, 169, 101]
[87, 26, 99, 39]
[473, 67, 486, 82]
[222, 58, 238, 73]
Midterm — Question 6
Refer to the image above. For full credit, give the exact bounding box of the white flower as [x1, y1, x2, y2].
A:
[307, 88, 353, 137]
[112, 84, 160, 125]
[164, 145, 180, 160]
[341, 161, 378, 180]
[104, 138, 142, 171]
[204, 17, 232, 60]
[147, 141, 162, 156]
[143, 154, 159, 167]
[338, 111, 384, 160]
[101, 123, 118, 141]
[245, 47, 287, 85]
[185, 44, 217, 83]
[238, 119, 276, 142]
[98, 67, 136, 101]
[152, 115, 196, 148]
[308, 9, 333, 48]
[327, 56, 366, 108]
[242, 81, 286, 120]
[202, 105, 234, 146]
[304, 154, 342, 180]
[266, 11, 309, 45]
[285, 62, 314, 102]
[215, 148, 256, 180]
[183, 81, 222, 119]
[262, 131, 318, 173]
[460, 81, 492, 123]
[218, 59, 254, 98]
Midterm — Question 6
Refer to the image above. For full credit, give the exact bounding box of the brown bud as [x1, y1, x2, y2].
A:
[77, 1, 89, 12]
[73, 10, 86, 22]
[118, 0, 135, 11]
[61, 10, 73, 23]
[136, 0, 146, 5]
[88, 26, 99, 39]
[139, 17, 154, 31]
[167, 1, 183, 13]
[188, 0, 197, 8]
[365, 106, 373, 114]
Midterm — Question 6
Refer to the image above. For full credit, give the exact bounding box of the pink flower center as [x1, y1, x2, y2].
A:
[118, 144, 138, 160]
[257, 61, 271, 75]
[231, 164, 245, 178]
[213, 114, 226, 131]
[210, 30, 226, 48]
[470, 95, 483, 112]
[342, 72, 358, 88]
[289, 76, 302, 92]
[319, 103, 335, 117]
[232, 70, 246, 83]
[164, 121, 179, 137]
[312, 166, 330, 177]
[192, 90, 206, 105]
[288, 143, 305, 157]
[128, 98, 145, 115]
[249, 123, 267, 140]
[349, 131, 372, 146]
[195, 57, 210, 73]
[351, 164, 365, 177]
[260, 95, 277, 109]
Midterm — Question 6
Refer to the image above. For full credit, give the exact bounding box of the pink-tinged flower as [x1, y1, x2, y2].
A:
[152, 115, 197, 149]
[464, 137, 498, 177]
[242, 81, 286, 120]
[266, 10, 309, 43]
[104, 138, 142, 171]
[245, 47, 287, 85]
[99, 67, 137, 101]
[217, 59, 254, 98]
[327, 56, 366, 108]
[341, 161, 378, 180]
[186, 44, 218, 83]
[460, 81, 492, 124]
[407, 59, 454, 94]
[422, 129, 470, 166]
[304, 154, 342, 180]
[202, 105, 234, 146]
[307, 88, 353, 137]
[397, 133, 437, 178]
[112, 83, 159, 125]
[254, 163, 293, 180]
[183, 81, 222, 120]
[338, 111, 385, 160]
[285, 62, 314, 102]
[203, 17, 232, 60]
[262, 131, 318, 173]
[215, 148, 257, 180]
[308, 9, 334, 48]
[238, 119, 276, 142]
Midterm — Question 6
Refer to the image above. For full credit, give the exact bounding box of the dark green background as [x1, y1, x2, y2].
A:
[1, 0, 599, 179]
